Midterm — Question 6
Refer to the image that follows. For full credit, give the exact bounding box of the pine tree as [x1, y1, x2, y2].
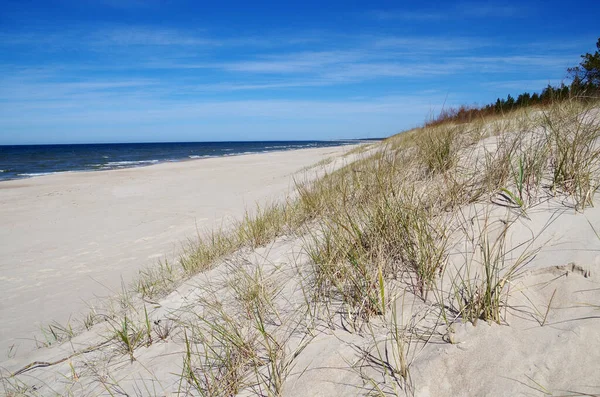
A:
[568, 37, 600, 88]
[505, 94, 515, 109]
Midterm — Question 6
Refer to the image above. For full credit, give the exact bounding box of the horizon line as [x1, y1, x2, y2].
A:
[0, 137, 385, 146]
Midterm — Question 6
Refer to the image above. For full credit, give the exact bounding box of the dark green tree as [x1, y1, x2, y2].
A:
[505, 94, 515, 108]
[540, 84, 555, 103]
[568, 37, 600, 88]
[516, 92, 531, 107]
[558, 83, 570, 99]
[570, 74, 583, 94]
[494, 98, 503, 112]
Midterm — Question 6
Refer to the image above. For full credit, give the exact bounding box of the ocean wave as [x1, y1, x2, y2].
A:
[18, 172, 66, 177]
[0, 170, 4, 173]
[105, 160, 160, 166]
[264, 145, 294, 150]
[189, 155, 219, 159]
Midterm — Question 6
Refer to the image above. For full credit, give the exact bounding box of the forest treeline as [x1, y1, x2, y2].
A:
[427, 37, 600, 126]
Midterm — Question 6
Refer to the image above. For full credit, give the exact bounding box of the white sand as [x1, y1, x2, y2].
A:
[0, 146, 353, 357]
[4, 200, 598, 396]
[2, 119, 600, 396]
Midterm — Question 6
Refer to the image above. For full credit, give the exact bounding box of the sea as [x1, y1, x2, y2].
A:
[0, 140, 362, 182]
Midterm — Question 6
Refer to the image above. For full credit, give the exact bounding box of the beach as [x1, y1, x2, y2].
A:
[0, 145, 354, 357]
[2, 103, 600, 396]
[3, 1, 600, 393]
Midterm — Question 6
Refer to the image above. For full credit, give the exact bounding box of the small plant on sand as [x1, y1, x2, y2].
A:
[180, 229, 239, 275]
[136, 259, 177, 299]
[453, 230, 509, 324]
[250, 307, 285, 396]
[504, 136, 549, 208]
[1, 377, 33, 397]
[230, 263, 282, 323]
[356, 295, 439, 396]
[179, 300, 261, 395]
[307, 225, 386, 323]
[543, 100, 600, 210]
[368, 302, 411, 385]
[113, 315, 144, 362]
[143, 305, 153, 347]
[416, 124, 459, 174]
[501, 156, 527, 208]
[238, 203, 291, 249]
[443, 212, 545, 325]
[40, 319, 75, 347]
[154, 318, 173, 341]
[389, 200, 449, 300]
[81, 310, 98, 331]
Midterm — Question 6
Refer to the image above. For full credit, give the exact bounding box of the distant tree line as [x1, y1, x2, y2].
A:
[426, 37, 600, 127]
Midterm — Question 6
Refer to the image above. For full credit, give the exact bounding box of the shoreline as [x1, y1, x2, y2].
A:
[0, 144, 361, 357]
[2, 102, 600, 396]
[0, 140, 371, 183]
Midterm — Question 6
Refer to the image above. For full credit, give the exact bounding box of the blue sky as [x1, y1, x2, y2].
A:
[0, 0, 598, 144]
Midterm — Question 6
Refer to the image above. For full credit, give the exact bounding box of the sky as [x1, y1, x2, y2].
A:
[0, 0, 599, 144]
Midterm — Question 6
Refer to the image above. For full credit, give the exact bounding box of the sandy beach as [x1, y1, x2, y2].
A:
[1, 102, 600, 397]
[3, 1, 599, 393]
[0, 145, 353, 357]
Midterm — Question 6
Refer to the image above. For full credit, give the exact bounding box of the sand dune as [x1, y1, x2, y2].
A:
[2, 102, 600, 397]
[0, 146, 353, 357]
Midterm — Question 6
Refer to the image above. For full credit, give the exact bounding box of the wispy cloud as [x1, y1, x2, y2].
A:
[371, 36, 489, 52]
[0, 17, 584, 143]
[220, 50, 362, 73]
[481, 79, 565, 91]
[370, 2, 528, 21]
[93, 27, 219, 46]
[188, 80, 332, 92]
[0, 95, 442, 128]
[0, 31, 577, 104]
[0, 26, 310, 51]
[0, 78, 158, 102]
[90, 0, 166, 9]
[460, 55, 577, 71]
[369, 10, 443, 21]
[460, 3, 526, 18]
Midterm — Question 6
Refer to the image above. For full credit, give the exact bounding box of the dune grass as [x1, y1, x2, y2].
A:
[10, 97, 600, 396]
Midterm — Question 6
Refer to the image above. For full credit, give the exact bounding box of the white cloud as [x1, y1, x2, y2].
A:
[481, 79, 566, 91]
[369, 3, 528, 21]
[459, 55, 576, 72]
[371, 36, 489, 52]
[369, 10, 444, 21]
[0, 94, 441, 122]
[94, 27, 218, 46]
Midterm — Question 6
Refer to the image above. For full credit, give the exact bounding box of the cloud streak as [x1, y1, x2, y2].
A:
[0, 13, 585, 144]
[370, 2, 528, 21]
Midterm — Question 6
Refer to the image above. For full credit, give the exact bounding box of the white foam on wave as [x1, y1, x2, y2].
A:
[18, 171, 69, 177]
[106, 160, 160, 166]
[189, 155, 219, 159]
